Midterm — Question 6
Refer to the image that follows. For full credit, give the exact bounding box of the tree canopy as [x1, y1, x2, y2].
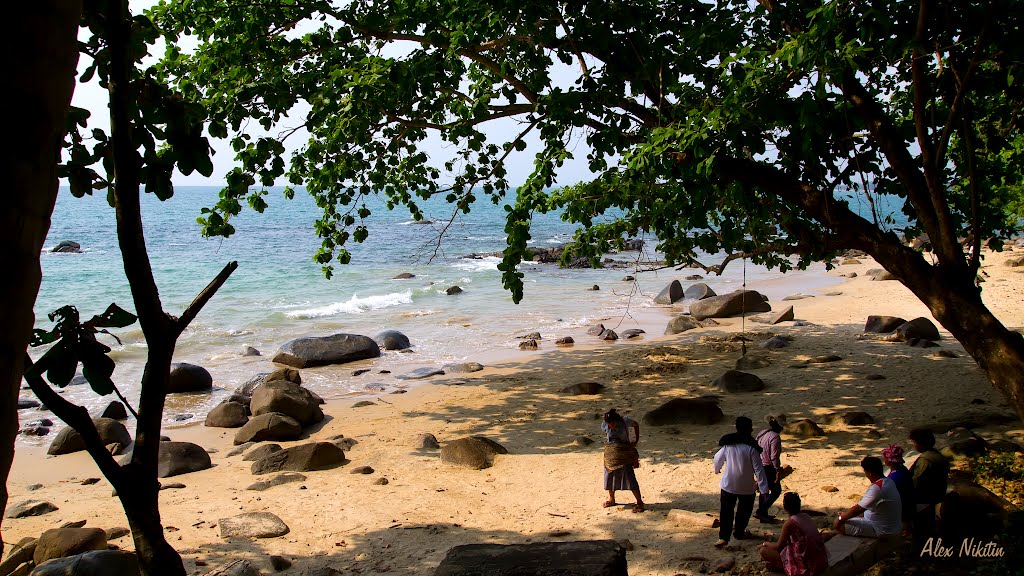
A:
[149, 0, 1024, 419]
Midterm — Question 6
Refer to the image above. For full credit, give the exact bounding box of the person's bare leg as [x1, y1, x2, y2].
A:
[759, 544, 783, 571]
[631, 489, 645, 512]
[603, 490, 616, 507]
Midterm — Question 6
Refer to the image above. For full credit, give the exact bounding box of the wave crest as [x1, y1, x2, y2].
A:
[285, 290, 413, 318]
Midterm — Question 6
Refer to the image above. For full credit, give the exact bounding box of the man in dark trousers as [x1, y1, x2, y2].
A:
[713, 416, 769, 548]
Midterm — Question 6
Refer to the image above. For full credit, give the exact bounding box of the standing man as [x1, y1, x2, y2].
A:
[714, 416, 770, 548]
[907, 428, 949, 537]
[754, 415, 785, 522]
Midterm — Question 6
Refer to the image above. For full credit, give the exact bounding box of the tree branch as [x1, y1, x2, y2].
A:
[680, 243, 798, 276]
[172, 261, 238, 338]
[934, 23, 987, 169]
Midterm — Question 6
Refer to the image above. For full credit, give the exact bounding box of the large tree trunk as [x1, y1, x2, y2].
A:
[1, 0, 83, 542]
[118, 473, 185, 576]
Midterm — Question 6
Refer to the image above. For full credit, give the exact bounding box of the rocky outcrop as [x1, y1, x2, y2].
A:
[642, 398, 724, 426]
[250, 380, 324, 426]
[47, 418, 131, 456]
[272, 334, 381, 368]
[689, 290, 771, 321]
[439, 437, 508, 470]
[250, 442, 346, 475]
[684, 283, 716, 300]
[167, 363, 213, 393]
[205, 401, 249, 428]
[233, 413, 303, 445]
[714, 370, 765, 393]
[374, 330, 411, 351]
[653, 280, 684, 305]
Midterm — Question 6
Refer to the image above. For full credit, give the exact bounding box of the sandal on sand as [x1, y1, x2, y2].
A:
[714, 539, 728, 549]
[632, 503, 645, 513]
[602, 500, 617, 508]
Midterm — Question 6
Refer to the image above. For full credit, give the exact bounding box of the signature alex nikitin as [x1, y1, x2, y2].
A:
[920, 537, 1006, 558]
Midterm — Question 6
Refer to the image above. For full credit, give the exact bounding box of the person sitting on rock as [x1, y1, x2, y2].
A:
[882, 444, 915, 533]
[759, 492, 829, 576]
[908, 428, 949, 536]
[833, 456, 902, 537]
[601, 408, 644, 513]
[714, 416, 769, 548]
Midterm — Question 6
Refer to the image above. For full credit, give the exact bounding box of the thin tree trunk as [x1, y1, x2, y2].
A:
[0, 0, 83, 542]
[118, 477, 185, 576]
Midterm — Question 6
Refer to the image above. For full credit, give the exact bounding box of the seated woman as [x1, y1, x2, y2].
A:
[759, 493, 828, 576]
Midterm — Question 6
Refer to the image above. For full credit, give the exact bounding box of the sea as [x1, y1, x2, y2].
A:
[23, 185, 902, 438]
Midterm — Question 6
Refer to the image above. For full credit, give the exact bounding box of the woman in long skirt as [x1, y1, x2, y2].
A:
[601, 408, 645, 512]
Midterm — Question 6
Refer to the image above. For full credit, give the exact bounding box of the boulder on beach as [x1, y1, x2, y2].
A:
[219, 512, 290, 539]
[446, 286, 463, 295]
[5, 499, 58, 518]
[99, 401, 128, 421]
[32, 550, 141, 576]
[825, 412, 875, 426]
[620, 329, 645, 339]
[156, 441, 213, 478]
[653, 280, 684, 304]
[786, 419, 825, 437]
[396, 367, 445, 380]
[375, 330, 411, 351]
[555, 337, 574, 346]
[47, 418, 131, 456]
[246, 472, 307, 491]
[760, 336, 791, 350]
[684, 283, 716, 300]
[433, 540, 627, 576]
[560, 382, 605, 395]
[689, 290, 771, 321]
[642, 398, 724, 426]
[205, 401, 249, 428]
[34, 528, 108, 565]
[416, 433, 441, 450]
[233, 413, 302, 445]
[241, 346, 261, 356]
[272, 334, 381, 368]
[52, 240, 82, 253]
[586, 324, 605, 336]
[242, 444, 283, 462]
[599, 329, 618, 341]
[864, 315, 906, 334]
[895, 317, 941, 342]
[766, 306, 794, 325]
[393, 272, 416, 279]
[168, 363, 213, 393]
[236, 367, 301, 396]
[250, 442, 346, 475]
[440, 436, 508, 470]
[250, 380, 324, 426]
[665, 315, 702, 335]
[714, 370, 765, 392]
[441, 362, 484, 373]
[868, 268, 898, 281]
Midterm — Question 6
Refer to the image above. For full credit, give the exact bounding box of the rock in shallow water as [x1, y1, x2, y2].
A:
[272, 334, 381, 368]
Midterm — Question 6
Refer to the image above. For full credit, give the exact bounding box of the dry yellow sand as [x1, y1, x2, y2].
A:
[5, 250, 1024, 575]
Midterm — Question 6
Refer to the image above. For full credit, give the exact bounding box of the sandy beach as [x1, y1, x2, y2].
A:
[5, 250, 1024, 575]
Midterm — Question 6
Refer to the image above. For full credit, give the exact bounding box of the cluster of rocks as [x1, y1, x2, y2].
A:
[0, 524, 138, 575]
[863, 315, 942, 348]
[462, 238, 643, 269]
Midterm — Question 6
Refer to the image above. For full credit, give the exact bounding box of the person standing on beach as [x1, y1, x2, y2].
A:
[713, 416, 770, 548]
[601, 409, 645, 513]
[754, 415, 785, 523]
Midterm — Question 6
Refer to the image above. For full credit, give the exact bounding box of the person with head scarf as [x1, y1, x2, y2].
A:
[882, 444, 914, 532]
[758, 492, 829, 576]
[754, 415, 785, 522]
[601, 408, 645, 512]
[714, 416, 770, 548]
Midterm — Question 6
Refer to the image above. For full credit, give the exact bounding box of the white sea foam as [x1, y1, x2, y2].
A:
[451, 256, 500, 271]
[285, 290, 413, 318]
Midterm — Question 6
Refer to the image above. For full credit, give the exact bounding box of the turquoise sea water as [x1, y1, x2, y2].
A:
[27, 185, 891, 435]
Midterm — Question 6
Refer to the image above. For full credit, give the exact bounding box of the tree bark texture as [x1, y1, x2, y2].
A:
[0, 0, 83, 545]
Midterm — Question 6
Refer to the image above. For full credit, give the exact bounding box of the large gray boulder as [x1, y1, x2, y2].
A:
[653, 280, 684, 305]
[715, 370, 766, 393]
[236, 367, 301, 396]
[374, 330, 411, 351]
[664, 315, 702, 335]
[31, 550, 140, 576]
[233, 413, 302, 445]
[684, 283, 716, 300]
[433, 540, 627, 576]
[250, 380, 324, 426]
[895, 317, 941, 342]
[33, 529, 107, 565]
[642, 398, 724, 426]
[440, 437, 508, 470]
[205, 401, 249, 428]
[250, 442, 346, 475]
[167, 363, 213, 393]
[156, 442, 212, 478]
[219, 512, 290, 539]
[47, 418, 131, 456]
[272, 334, 381, 368]
[689, 290, 771, 321]
[864, 315, 907, 334]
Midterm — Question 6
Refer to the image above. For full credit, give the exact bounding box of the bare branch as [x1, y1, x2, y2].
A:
[173, 261, 239, 337]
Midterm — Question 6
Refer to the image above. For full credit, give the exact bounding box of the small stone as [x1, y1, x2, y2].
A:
[865, 374, 887, 380]
[160, 483, 186, 490]
[350, 466, 374, 474]
[27, 483, 43, 491]
[809, 354, 842, 363]
[105, 527, 130, 540]
[270, 555, 292, 571]
[821, 485, 839, 493]
[81, 478, 100, 485]
[219, 512, 290, 539]
[519, 340, 538, 350]
[555, 337, 574, 346]
[415, 433, 440, 450]
[352, 369, 371, 376]
[574, 436, 595, 447]
[373, 478, 389, 485]
[352, 401, 375, 408]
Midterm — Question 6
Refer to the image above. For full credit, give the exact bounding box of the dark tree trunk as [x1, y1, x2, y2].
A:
[118, 473, 185, 576]
[0, 0, 83, 542]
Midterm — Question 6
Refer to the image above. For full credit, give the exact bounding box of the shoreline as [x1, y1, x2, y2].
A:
[6, 250, 1024, 575]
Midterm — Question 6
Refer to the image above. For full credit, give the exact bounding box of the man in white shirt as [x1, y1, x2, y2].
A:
[834, 456, 902, 537]
[713, 416, 770, 548]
